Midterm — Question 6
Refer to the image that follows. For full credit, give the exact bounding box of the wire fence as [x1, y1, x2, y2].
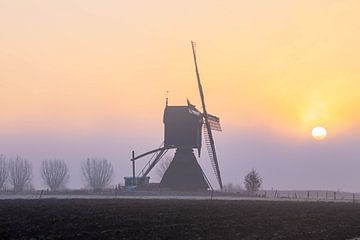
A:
[259, 190, 360, 202]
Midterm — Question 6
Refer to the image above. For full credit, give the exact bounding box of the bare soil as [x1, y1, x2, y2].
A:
[0, 199, 360, 239]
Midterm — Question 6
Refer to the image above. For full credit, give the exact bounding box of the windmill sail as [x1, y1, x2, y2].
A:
[191, 41, 223, 190]
[203, 126, 222, 188]
[207, 114, 222, 131]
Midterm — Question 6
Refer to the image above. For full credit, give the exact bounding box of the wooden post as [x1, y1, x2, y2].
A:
[334, 191, 336, 200]
[326, 191, 328, 200]
[39, 190, 44, 199]
[307, 191, 309, 200]
[132, 151, 135, 186]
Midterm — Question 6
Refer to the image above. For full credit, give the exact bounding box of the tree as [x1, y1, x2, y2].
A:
[41, 159, 69, 191]
[8, 156, 32, 192]
[0, 155, 8, 190]
[81, 158, 113, 191]
[244, 169, 262, 195]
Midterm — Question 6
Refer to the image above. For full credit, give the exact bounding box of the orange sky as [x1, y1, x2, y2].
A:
[1, 0, 360, 140]
[2, 1, 360, 190]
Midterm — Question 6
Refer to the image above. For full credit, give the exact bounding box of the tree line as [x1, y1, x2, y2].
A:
[0, 154, 263, 193]
[0, 155, 114, 192]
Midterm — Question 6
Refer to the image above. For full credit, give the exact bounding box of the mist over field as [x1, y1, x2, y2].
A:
[1, 126, 360, 192]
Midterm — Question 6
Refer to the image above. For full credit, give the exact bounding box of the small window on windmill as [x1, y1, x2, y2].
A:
[163, 105, 203, 150]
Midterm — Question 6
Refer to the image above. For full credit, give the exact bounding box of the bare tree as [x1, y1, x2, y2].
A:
[0, 155, 8, 190]
[81, 158, 113, 191]
[244, 169, 263, 195]
[156, 156, 172, 179]
[41, 159, 69, 191]
[8, 156, 32, 192]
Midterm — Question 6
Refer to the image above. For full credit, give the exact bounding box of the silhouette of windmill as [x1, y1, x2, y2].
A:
[126, 42, 223, 190]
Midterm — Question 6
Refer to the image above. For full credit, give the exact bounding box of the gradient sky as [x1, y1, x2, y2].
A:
[1, 0, 360, 191]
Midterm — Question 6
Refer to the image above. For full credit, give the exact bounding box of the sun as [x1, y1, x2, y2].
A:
[311, 126, 327, 141]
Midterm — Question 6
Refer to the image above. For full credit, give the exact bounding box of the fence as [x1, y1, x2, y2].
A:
[260, 190, 359, 202]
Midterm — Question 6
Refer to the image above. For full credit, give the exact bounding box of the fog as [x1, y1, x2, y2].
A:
[1, 123, 360, 192]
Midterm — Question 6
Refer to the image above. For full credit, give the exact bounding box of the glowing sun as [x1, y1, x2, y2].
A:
[312, 126, 327, 141]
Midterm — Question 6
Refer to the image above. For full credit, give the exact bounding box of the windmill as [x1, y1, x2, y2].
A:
[125, 42, 223, 190]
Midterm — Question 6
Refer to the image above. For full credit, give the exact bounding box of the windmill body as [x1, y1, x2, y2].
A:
[163, 104, 203, 152]
[160, 103, 208, 190]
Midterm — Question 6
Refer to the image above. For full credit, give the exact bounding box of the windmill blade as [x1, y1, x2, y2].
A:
[191, 41, 223, 190]
[203, 126, 223, 189]
[208, 114, 222, 132]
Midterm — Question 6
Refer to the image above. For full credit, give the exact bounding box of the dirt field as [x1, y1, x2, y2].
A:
[0, 199, 360, 240]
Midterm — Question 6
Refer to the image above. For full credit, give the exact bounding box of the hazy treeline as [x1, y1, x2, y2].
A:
[0, 153, 264, 193]
[0, 154, 114, 192]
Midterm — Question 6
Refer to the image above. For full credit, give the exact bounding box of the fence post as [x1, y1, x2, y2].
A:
[307, 191, 309, 200]
[39, 190, 44, 199]
[334, 191, 336, 200]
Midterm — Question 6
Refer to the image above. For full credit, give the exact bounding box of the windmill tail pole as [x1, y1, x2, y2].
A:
[132, 151, 135, 185]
